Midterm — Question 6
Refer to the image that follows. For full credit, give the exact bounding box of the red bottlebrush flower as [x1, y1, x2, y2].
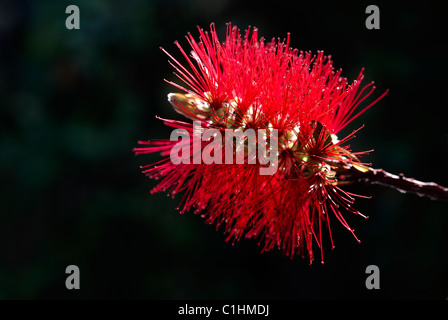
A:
[134, 23, 388, 263]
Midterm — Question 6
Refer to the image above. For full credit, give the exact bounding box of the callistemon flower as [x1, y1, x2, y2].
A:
[134, 23, 388, 263]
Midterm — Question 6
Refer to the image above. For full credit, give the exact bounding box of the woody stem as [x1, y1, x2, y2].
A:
[336, 166, 448, 201]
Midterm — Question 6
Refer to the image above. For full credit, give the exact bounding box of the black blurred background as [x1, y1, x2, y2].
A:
[0, 0, 447, 299]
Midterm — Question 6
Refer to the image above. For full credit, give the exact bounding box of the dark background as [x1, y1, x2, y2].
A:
[0, 0, 447, 299]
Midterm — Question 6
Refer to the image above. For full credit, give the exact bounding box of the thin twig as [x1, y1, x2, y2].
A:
[337, 166, 448, 201]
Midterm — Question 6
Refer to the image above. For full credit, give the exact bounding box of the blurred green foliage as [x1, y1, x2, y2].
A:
[0, 0, 447, 299]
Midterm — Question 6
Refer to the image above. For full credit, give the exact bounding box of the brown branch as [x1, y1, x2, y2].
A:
[336, 166, 448, 201]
